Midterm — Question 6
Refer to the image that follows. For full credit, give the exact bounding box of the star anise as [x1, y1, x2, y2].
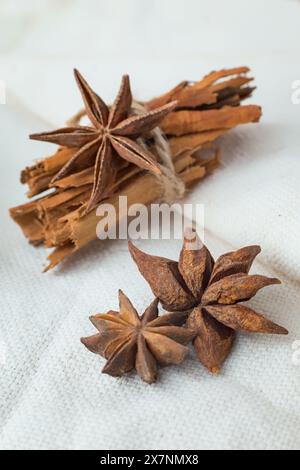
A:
[128, 229, 288, 374]
[81, 290, 195, 383]
[30, 70, 177, 212]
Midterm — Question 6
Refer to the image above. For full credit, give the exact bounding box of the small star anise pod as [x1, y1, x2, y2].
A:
[128, 229, 288, 374]
[81, 290, 195, 384]
[30, 70, 176, 212]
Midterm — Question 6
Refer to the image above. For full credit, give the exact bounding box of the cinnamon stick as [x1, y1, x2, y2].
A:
[10, 67, 262, 270]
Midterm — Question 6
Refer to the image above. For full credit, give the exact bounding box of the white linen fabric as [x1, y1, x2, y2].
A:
[0, 0, 299, 450]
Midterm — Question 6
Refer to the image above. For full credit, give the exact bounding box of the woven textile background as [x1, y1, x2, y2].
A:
[0, 0, 299, 450]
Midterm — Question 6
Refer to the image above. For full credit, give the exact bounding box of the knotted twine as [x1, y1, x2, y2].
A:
[67, 100, 186, 204]
[131, 100, 186, 203]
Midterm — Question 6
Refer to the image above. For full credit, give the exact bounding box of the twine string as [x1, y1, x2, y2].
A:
[131, 100, 186, 203]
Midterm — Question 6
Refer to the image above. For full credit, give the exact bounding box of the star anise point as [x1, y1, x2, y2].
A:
[129, 231, 288, 373]
[30, 70, 176, 212]
[82, 291, 195, 383]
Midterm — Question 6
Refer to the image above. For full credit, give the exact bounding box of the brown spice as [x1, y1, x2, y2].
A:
[30, 70, 176, 213]
[128, 229, 288, 374]
[81, 290, 195, 383]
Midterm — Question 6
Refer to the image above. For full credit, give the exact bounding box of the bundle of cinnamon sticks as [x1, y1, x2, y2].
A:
[10, 66, 261, 271]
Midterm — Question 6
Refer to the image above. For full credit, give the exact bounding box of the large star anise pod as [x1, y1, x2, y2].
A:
[30, 70, 176, 212]
[128, 229, 288, 374]
[81, 290, 195, 383]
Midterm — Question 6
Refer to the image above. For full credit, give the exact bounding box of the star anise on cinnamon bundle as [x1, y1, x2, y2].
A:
[81, 290, 195, 383]
[128, 229, 288, 374]
[30, 70, 176, 212]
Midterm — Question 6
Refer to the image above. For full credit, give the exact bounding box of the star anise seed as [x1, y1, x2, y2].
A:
[128, 229, 288, 374]
[81, 290, 195, 384]
[30, 70, 177, 212]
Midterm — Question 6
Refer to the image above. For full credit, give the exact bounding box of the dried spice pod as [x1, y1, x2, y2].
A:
[81, 290, 195, 384]
[30, 70, 176, 213]
[129, 229, 288, 374]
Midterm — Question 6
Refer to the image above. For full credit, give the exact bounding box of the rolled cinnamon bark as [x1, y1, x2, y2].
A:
[10, 66, 262, 270]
